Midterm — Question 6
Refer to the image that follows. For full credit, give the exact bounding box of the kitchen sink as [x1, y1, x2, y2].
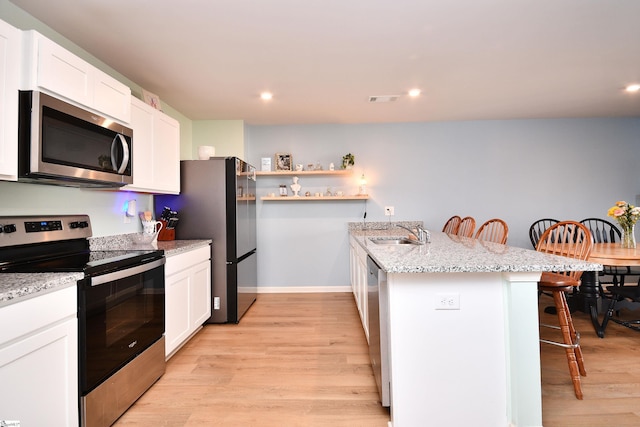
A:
[369, 237, 417, 245]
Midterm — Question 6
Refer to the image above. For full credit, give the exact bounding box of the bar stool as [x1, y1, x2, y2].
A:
[456, 216, 476, 238]
[442, 215, 462, 234]
[536, 220, 593, 399]
[474, 218, 508, 244]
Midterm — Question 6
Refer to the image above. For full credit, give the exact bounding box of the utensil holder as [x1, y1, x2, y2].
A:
[158, 219, 175, 241]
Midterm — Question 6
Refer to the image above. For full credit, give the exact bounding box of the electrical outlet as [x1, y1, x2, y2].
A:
[435, 293, 460, 310]
[384, 206, 395, 216]
[213, 296, 221, 310]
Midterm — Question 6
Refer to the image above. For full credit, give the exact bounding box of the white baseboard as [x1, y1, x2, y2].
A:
[256, 286, 352, 294]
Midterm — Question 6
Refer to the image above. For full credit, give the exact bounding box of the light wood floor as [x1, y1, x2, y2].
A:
[538, 294, 640, 426]
[114, 292, 640, 426]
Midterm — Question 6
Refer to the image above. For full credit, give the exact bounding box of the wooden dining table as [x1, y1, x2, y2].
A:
[578, 243, 640, 337]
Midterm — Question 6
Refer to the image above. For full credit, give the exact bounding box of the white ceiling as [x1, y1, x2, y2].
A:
[9, 0, 640, 125]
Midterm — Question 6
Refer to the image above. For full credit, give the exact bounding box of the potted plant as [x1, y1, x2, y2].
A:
[341, 153, 355, 169]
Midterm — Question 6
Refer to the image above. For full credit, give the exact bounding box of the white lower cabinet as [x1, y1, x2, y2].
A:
[0, 285, 78, 427]
[164, 245, 211, 358]
[349, 236, 369, 342]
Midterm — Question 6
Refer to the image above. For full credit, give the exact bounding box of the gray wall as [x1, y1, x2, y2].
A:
[246, 117, 640, 289]
[0, 181, 154, 237]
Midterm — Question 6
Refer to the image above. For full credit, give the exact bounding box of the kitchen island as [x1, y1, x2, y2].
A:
[349, 223, 601, 427]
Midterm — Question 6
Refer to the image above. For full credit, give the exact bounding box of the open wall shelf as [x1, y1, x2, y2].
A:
[256, 169, 353, 177]
[261, 195, 368, 201]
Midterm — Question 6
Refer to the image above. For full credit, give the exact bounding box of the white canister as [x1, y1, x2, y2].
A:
[198, 145, 215, 160]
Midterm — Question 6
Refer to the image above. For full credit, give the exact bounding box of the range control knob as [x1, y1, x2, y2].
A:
[70, 221, 89, 229]
[3, 224, 17, 234]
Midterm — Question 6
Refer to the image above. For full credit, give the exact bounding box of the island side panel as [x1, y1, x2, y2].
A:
[502, 271, 543, 427]
[386, 272, 509, 427]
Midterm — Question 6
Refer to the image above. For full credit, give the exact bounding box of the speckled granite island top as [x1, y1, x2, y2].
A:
[349, 222, 602, 274]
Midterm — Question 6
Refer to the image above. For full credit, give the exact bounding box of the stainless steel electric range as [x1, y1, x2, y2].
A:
[0, 215, 166, 427]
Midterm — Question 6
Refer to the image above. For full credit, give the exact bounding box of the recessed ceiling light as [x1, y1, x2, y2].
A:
[624, 84, 640, 93]
[408, 88, 421, 97]
[260, 92, 273, 101]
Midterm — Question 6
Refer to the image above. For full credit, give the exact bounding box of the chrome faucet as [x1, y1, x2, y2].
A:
[395, 224, 430, 244]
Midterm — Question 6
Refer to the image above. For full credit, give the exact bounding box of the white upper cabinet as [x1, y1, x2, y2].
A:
[22, 30, 131, 123]
[152, 109, 180, 193]
[124, 97, 180, 194]
[0, 19, 21, 181]
[92, 67, 132, 122]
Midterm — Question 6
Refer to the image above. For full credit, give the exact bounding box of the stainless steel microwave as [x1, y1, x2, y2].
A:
[18, 90, 133, 187]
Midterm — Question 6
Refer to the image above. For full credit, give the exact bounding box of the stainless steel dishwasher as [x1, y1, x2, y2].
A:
[367, 255, 390, 407]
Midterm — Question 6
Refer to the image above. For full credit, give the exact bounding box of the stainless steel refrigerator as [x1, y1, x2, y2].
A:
[156, 157, 257, 323]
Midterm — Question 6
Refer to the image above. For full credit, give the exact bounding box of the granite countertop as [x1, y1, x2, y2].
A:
[0, 237, 211, 308]
[0, 272, 84, 308]
[156, 239, 211, 256]
[349, 223, 603, 274]
[89, 234, 211, 256]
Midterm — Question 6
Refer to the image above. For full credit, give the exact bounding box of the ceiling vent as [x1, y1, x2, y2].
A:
[368, 95, 399, 103]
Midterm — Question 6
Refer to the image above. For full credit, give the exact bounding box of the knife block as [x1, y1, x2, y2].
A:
[157, 219, 175, 241]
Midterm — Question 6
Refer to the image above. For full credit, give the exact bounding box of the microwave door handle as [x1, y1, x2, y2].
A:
[110, 134, 130, 174]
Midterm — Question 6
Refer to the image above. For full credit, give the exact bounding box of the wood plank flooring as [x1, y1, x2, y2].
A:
[538, 294, 640, 426]
[114, 292, 640, 426]
[114, 293, 390, 426]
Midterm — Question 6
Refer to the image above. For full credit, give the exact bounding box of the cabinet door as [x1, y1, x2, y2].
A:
[0, 317, 78, 427]
[0, 20, 20, 181]
[165, 268, 191, 357]
[349, 238, 369, 341]
[126, 97, 155, 190]
[191, 259, 212, 327]
[152, 111, 180, 194]
[32, 31, 93, 107]
[124, 100, 180, 194]
[93, 68, 131, 123]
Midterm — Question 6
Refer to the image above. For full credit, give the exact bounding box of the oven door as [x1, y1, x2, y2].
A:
[78, 258, 165, 394]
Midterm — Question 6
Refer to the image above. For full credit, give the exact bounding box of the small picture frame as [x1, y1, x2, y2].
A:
[261, 157, 272, 172]
[275, 153, 292, 171]
[142, 89, 161, 110]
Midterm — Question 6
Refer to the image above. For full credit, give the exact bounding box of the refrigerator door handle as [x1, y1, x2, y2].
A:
[237, 249, 257, 263]
[228, 249, 257, 265]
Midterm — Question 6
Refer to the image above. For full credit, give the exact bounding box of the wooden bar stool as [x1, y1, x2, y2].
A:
[536, 220, 593, 399]
[442, 215, 461, 234]
[475, 218, 509, 244]
[456, 216, 476, 238]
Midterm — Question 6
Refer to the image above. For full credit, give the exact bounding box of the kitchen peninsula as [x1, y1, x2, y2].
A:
[349, 223, 601, 427]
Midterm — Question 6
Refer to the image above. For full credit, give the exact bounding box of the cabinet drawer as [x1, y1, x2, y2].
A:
[165, 245, 211, 276]
[0, 285, 76, 347]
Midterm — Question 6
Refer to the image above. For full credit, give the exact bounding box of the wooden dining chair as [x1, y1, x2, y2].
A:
[456, 216, 476, 238]
[442, 215, 462, 234]
[529, 218, 559, 249]
[601, 280, 640, 333]
[474, 218, 509, 244]
[536, 221, 593, 400]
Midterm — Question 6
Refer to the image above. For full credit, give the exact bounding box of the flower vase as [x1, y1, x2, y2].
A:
[621, 224, 636, 249]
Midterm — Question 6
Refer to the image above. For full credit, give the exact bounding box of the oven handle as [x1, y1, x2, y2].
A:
[90, 258, 165, 286]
